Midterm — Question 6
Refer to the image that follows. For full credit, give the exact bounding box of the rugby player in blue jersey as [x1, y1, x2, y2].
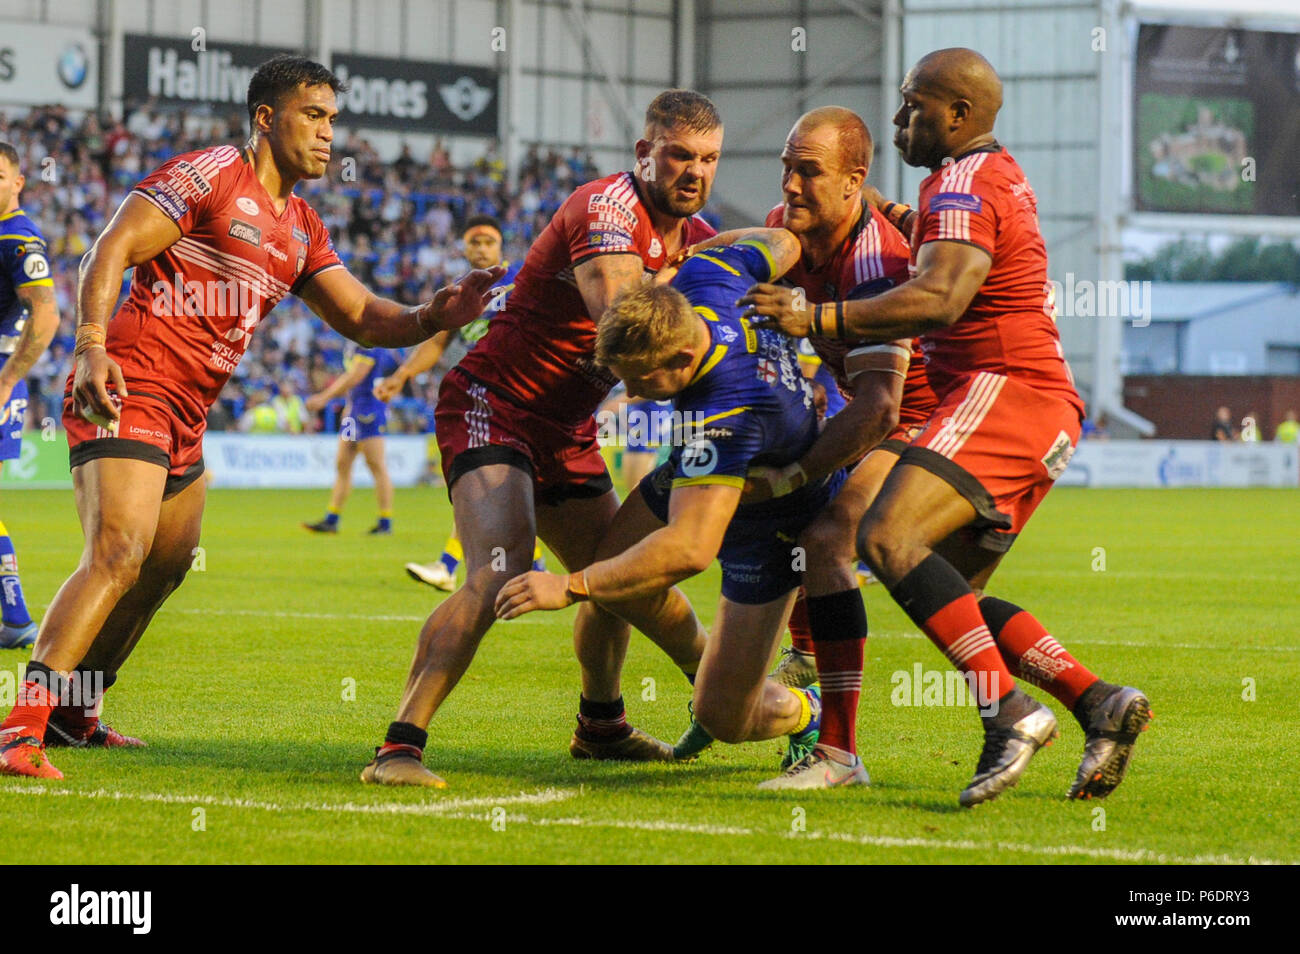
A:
[0, 142, 61, 648]
[303, 342, 402, 535]
[495, 229, 855, 778]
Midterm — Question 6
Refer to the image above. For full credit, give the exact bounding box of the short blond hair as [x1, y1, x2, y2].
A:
[596, 283, 697, 369]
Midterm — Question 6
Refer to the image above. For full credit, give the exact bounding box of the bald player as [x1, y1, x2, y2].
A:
[743, 49, 1149, 805]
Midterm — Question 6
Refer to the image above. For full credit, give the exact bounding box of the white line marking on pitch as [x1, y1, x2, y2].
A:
[0, 784, 575, 816]
[164, 607, 531, 624]
[2, 784, 1288, 864]
[411, 810, 1292, 865]
[153, 609, 1298, 650]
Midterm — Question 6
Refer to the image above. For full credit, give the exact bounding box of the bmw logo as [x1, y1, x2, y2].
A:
[58, 43, 89, 90]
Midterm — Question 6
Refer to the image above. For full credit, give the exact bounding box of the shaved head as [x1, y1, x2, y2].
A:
[892, 47, 1003, 170]
[911, 48, 1003, 127]
[791, 106, 872, 174]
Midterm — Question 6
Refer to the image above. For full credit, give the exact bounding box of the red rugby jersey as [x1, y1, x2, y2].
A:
[765, 201, 930, 423]
[913, 145, 1083, 416]
[457, 171, 715, 427]
[90, 145, 342, 424]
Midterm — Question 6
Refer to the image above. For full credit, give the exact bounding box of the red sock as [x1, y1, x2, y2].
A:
[788, 587, 814, 654]
[807, 591, 867, 754]
[891, 555, 1014, 709]
[1, 674, 60, 742]
[981, 597, 1098, 709]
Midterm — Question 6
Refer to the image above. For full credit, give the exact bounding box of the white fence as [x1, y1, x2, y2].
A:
[202, 434, 432, 488]
[1059, 440, 1299, 488]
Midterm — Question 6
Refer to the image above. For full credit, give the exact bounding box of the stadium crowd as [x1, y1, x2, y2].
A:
[0, 102, 659, 436]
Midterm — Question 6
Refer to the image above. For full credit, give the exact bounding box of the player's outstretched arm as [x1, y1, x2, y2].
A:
[494, 483, 740, 618]
[298, 265, 505, 348]
[72, 194, 184, 424]
[373, 332, 449, 402]
[306, 356, 372, 413]
[0, 283, 59, 409]
[654, 227, 800, 285]
[740, 240, 991, 341]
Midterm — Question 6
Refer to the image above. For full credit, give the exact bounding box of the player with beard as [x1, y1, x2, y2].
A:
[743, 49, 1150, 805]
[0, 56, 503, 779]
[362, 92, 721, 787]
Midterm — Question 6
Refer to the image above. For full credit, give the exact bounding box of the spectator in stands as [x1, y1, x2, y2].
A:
[1211, 406, 1235, 441]
[1081, 412, 1110, 441]
[271, 381, 309, 434]
[1276, 409, 1298, 444]
[240, 387, 279, 433]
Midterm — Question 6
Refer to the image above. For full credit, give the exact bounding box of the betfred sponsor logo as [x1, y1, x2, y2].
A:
[263, 242, 288, 262]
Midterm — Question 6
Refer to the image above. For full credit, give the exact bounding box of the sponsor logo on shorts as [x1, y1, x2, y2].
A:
[127, 425, 172, 447]
[228, 219, 262, 247]
[930, 191, 983, 213]
[235, 196, 260, 216]
[1041, 429, 1075, 480]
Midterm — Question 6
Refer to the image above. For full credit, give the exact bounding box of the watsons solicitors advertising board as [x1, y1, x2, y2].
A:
[122, 34, 497, 135]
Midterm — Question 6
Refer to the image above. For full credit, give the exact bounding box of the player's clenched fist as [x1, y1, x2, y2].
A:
[72, 346, 128, 427]
[737, 283, 811, 337]
[416, 265, 507, 334]
[494, 570, 574, 619]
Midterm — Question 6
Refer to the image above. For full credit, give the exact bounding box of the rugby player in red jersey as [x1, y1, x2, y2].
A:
[0, 56, 503, 780]
[362, 92, 720, 787]
[743, 49, 1149, 805]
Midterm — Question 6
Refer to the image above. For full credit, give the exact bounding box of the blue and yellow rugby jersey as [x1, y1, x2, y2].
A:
[346, 345, 402, 416]
[662, 241, 818, 507]
[0, 208, 54, 366]
[459, 259, 522, 348]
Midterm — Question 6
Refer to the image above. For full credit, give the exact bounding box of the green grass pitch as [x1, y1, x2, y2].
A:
[0, 485, 1295, 864]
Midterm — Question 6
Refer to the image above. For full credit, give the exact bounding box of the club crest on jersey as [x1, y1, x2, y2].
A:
[228, 219, 262, 247]
[235, 197, 260, 216]
[648, 237, 662, 258]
